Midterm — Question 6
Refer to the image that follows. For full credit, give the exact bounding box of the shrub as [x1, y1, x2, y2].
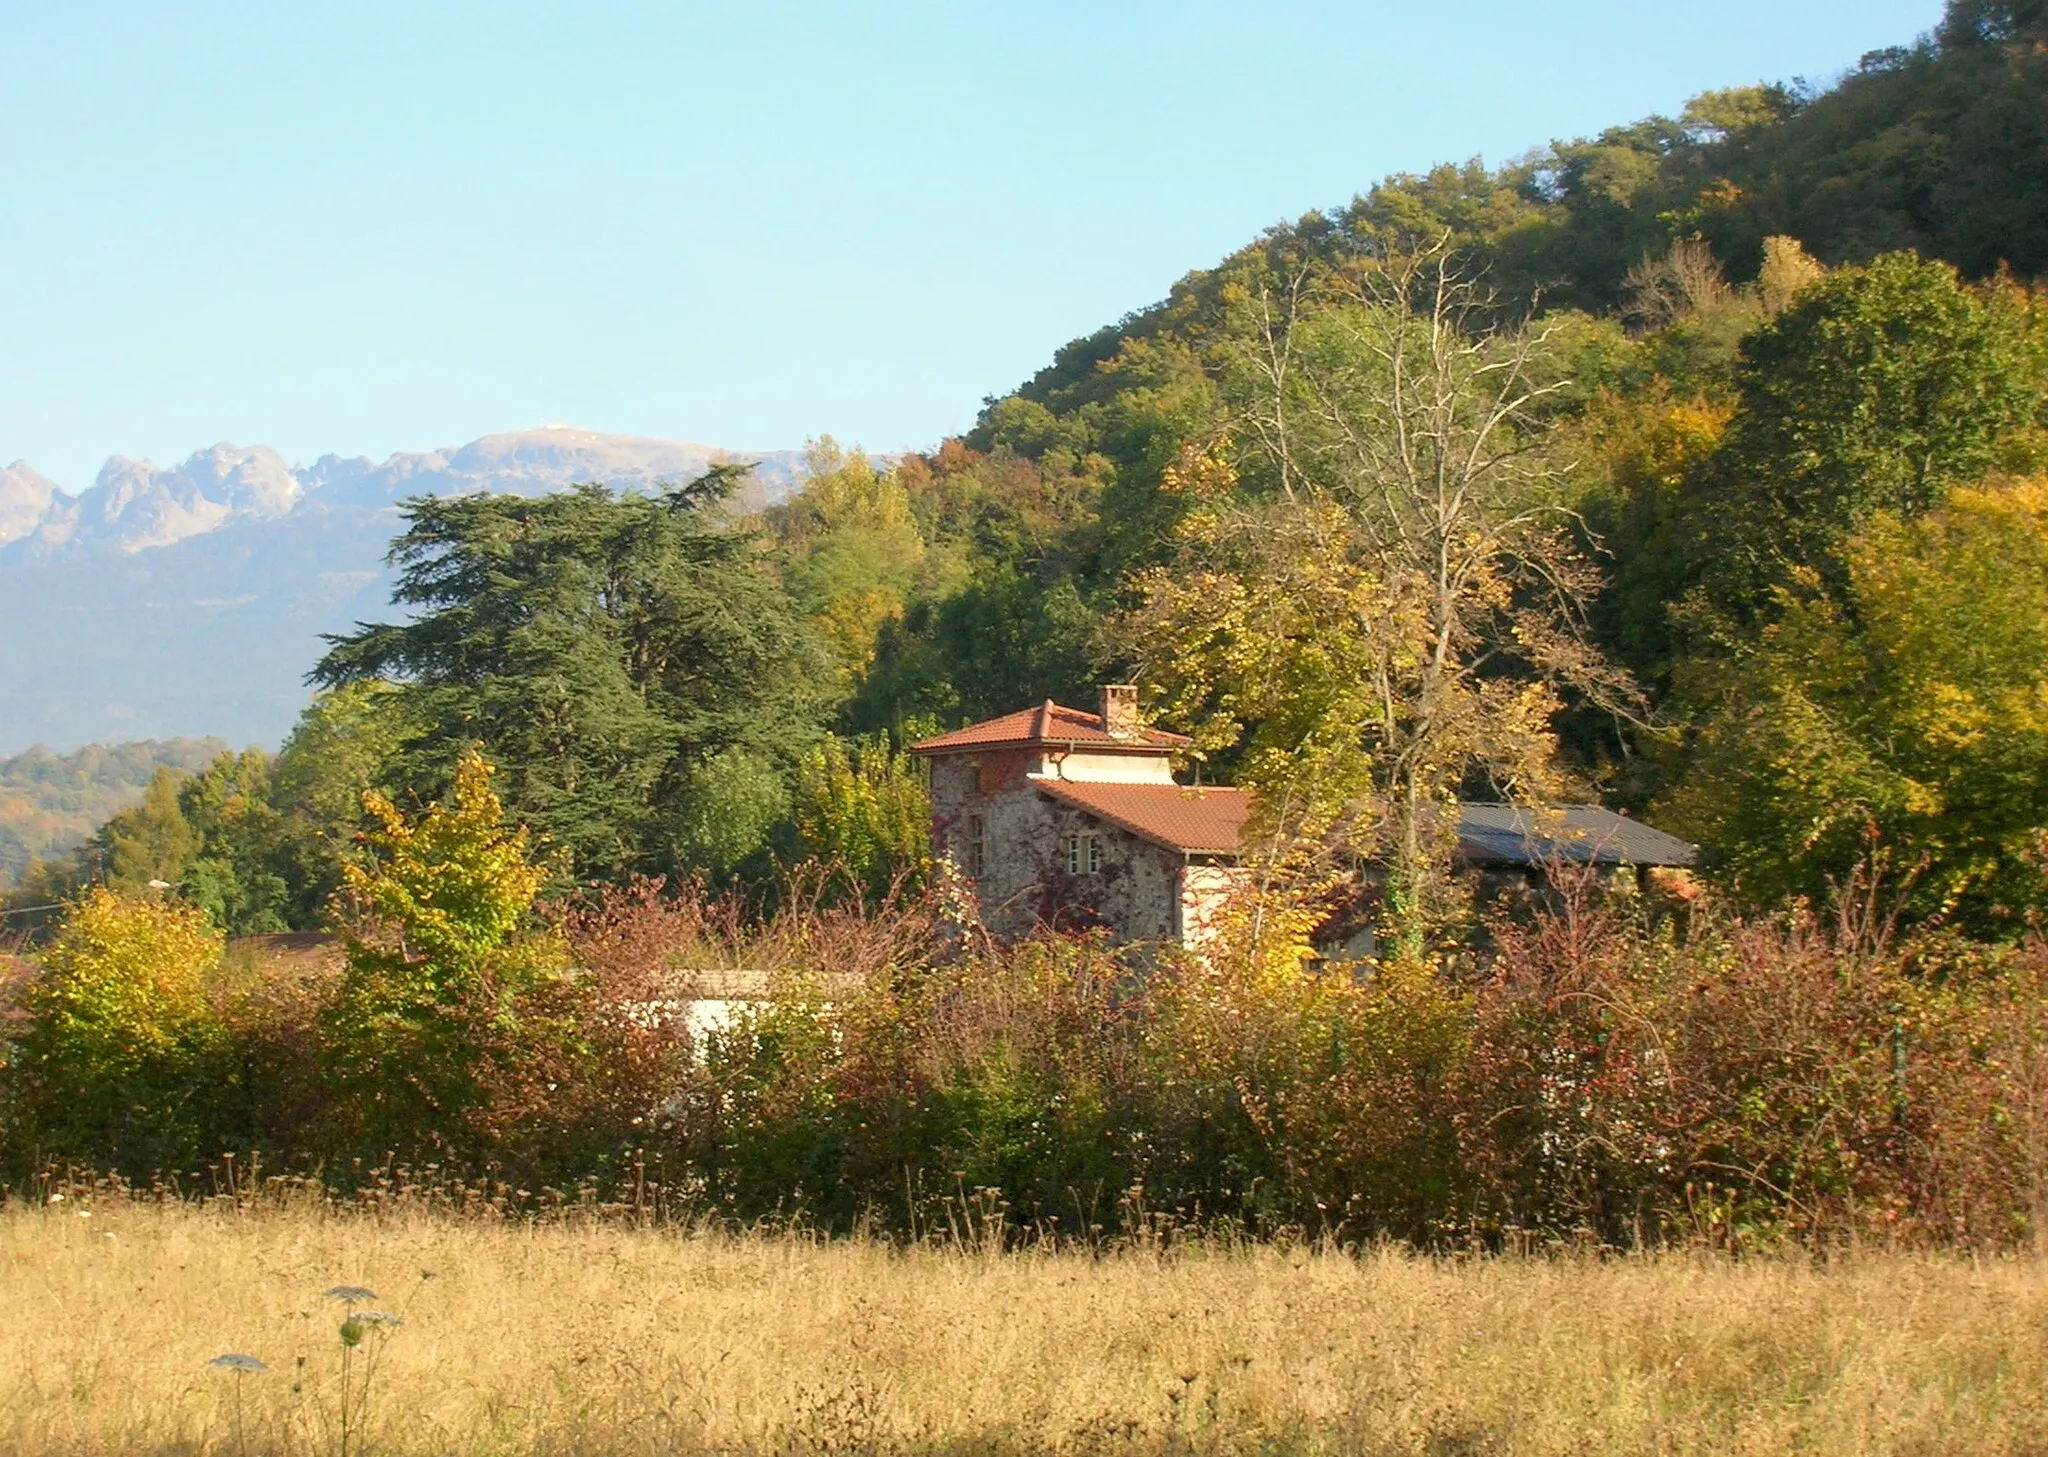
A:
[10, 836, 2048, 1253]
[1452, 869, 2048, 1248]
[321, 753, 588, 1168]
[6, 887, 230, 1174]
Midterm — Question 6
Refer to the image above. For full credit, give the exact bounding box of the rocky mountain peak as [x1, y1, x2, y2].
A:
[23, 444, 304, 556]
[0, 462, 70, 548]
[1, 430, 801, 563]
[0, 428, 810, 750]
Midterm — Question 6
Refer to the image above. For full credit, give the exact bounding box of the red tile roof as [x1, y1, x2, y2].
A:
[1031, 778, 1252, 855]
[1026, 787, 1699, 865]
[911, 699, 1191, 754]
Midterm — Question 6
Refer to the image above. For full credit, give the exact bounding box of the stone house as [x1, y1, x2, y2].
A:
[911, 686, 1253, 945]
[911, 686, 1697, 950]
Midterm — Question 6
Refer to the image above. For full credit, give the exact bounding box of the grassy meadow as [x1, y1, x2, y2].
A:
[5, 1196, 2047, 1456]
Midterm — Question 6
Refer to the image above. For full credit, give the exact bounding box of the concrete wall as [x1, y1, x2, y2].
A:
[1033, 750, 1176, 784]
[1177, 862, 1248, 948]
[641, 969, 862, 1058]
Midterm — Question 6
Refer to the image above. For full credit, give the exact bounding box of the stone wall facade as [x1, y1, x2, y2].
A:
[929, 748, 1216, 944]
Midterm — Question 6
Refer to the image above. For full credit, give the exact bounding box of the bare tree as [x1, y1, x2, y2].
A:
[1622, 235, 1735, 331]
[1128, 239, 1640, 946]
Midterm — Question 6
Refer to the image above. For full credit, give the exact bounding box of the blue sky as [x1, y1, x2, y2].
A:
[3, 1, 1943, 489]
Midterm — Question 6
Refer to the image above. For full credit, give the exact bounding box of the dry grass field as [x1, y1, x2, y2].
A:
[5, 1196, 2047, 1457]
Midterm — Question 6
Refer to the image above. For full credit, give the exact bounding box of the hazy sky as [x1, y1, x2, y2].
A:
[3, 1, 1943, 489]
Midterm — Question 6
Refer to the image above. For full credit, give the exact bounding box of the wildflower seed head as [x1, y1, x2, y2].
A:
[353, 1309, 403, 1327]
[323, 1285, 378, 1303]
[210, 1354, 269, 1373]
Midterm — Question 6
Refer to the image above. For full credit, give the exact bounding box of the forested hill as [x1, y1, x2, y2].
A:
[827, 0, 2047, 735]
[0, 740, 225, 888]
[23, 0, 2048, 940]
[796, 0, 2048, 928]
[1000, 0, 2045, 410]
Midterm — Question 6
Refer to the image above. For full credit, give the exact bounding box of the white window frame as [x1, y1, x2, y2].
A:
[1064, 831, 1102, 876]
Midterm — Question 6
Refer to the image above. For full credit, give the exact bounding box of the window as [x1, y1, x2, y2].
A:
[967, 761, 985, 795]
[964, 813, 987, 878]
[1064, 832, 1102, 876]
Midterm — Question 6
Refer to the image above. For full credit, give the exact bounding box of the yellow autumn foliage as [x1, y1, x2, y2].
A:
[13, 887, 229, 1167]
[1671, 475, 2048, 925]
[25, 886, 223, 1085]
[339, 752, 545, 977]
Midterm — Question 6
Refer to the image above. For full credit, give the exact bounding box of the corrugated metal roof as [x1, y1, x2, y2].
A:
[1453, 803, 1697, 868]
[911, 699, 1191, 753]
[1031, 777, 1253, 854]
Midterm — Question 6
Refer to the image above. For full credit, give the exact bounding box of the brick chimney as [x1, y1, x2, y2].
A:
[1099, 683, 1140, 737]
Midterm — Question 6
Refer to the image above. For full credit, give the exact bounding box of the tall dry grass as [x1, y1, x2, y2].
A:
[5, 1194, 2046, 1456]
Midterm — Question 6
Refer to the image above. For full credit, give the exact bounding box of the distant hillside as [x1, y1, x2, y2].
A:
[0, 739, 225, 886]
[997, 4, 2047, 409]
[826, 1, 2048, 752]
[0, 428, 806, 752]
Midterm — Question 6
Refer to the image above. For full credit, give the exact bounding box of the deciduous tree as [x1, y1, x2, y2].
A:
[1694, 252, 2045, 608]
[1127, 243, 1638, 943]
[322, 752, 578, 1160]
[788, 733, 931, 903]
[1670, 477, 2048, 929]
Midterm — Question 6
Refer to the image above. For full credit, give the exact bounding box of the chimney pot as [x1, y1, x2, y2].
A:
[1100, 683, 1140, 736]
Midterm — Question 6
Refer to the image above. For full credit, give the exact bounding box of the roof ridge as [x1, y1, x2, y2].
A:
[909, 700, 1193, 753]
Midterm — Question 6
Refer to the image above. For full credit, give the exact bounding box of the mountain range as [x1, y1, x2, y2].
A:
[0, 428, 806, 753]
